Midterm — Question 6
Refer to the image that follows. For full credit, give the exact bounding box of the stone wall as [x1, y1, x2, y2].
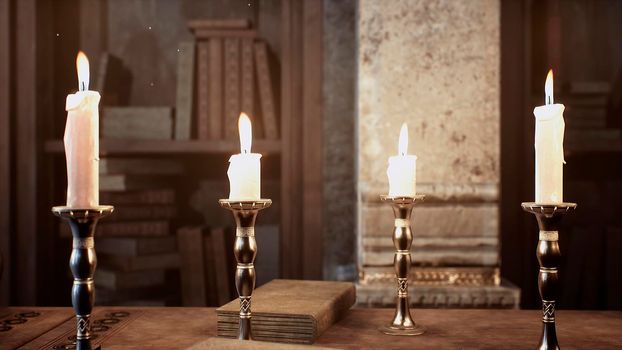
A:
[357, 0, 519, 308]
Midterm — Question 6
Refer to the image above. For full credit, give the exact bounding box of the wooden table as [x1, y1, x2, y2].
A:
[1, 307, 621, 349]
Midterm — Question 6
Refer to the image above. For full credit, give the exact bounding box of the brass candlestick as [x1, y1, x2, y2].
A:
[52, 205, 114, 350]
[522, 202, 576, 350]
[379, 195, 425, 336]
[219, 199, 271, 340]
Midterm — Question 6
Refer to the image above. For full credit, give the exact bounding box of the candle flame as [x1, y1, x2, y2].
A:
[238, 113, 252, 153]
[398, 123, 408, 156]
[545, 69, 554, 105]
[76, 51, 90, 91]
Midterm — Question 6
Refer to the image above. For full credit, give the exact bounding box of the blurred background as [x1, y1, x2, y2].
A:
[0, 0, 620, 311]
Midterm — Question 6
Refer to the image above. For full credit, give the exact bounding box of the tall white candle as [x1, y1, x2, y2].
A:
[387, 123, 417, 197]
[534, 69, 565, 204]
[227, 113, 261, 200]
[64, 51, 100, 208]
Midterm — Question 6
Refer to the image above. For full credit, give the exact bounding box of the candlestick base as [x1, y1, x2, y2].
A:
[52, 205, 114, 350]
[522, 202, 576, 350]
[219, 199, 271, 341]
[378, 195, 426, 336]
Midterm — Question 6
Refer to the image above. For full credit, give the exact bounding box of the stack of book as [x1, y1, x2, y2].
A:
[564, 81, 622, 151]
[174, 19, 279, 141]
[217, 280, 356, 344]
[177, 224, 280, 307]
[71, 158, 183, 305]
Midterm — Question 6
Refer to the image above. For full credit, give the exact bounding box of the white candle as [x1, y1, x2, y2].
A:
[534, 69, 565, 204]
[64, 51, 100, 208]
[227, 113, 261, 200]
[387, 123, 417, 197]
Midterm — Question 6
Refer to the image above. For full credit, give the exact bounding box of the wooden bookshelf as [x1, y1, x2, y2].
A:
[44, 139, 282, 156]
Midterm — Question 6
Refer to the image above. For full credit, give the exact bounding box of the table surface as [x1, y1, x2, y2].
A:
[1, 307, 621, 349]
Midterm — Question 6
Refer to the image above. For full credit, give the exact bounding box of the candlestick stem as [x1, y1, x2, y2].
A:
[52, 205, 113, 350]
[379, 195, 425, 336]
[522, 202, 576, 350]
[219, 199, 271, 340]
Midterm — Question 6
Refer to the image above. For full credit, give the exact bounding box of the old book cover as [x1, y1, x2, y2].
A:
[97, 236, 177, 256]
[106, 205, 177, 222]
[211, 227, 234, 306]
[240, 38, 256, 133]
[177, 226, 208, 306]
[98, 252, 180, 272]
[217, 280, 356, 344]
[0, 308, 73, 349]
[197, 41, 210, 140]
[208, 38, 223, 139]
[254, 41, 278, 139]
[103, 107, 173, 140]
[175, 41, 196, 140]
[95, 268, 166, 290]
[60, 220, 170, 238]
[224, 37, 241, 139]
[100, 174, 174, 192]
[100, 189, 175, 205]
[100, 158, 184, 175]
[187, 338, 339, 350]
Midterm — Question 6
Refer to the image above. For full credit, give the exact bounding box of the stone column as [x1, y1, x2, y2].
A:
[357, 0, 519, 308]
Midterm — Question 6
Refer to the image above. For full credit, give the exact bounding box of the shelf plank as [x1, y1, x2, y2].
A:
[44, 139, 281, 155]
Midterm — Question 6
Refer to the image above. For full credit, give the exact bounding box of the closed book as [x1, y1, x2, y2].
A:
[97, 236, 177, 256]
[211, 227, 235, 306]
[0, 308, 74, 349]
[197, 41, 210, 139]
[60, 220, 170, 238]
[240, 38, 256, 132]
[208, 38, 224, 139]
[100, 174, 174, 192]
[188, 338, 339, 350]
[193, 29, 257, 39]
[103, 107, 173, 140]
[224, 37, 241, 139]
[203, 229, 218, 306]
[107, 205, 177, 221]
[175, 42, 195, 140]
[254, 42, 278, 139]
[217, 280, 356, 344]
[100, 189, 175, 205]
[95, 52, 131, 106]
[177, 226, 208, 306]
[99, 253, 180, 272]
[95, 268, 166, 290]
[100, 158, 184, 175]
[188, 19, 251, 31]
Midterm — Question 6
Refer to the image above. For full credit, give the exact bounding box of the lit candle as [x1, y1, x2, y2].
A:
[533, 69, 565, 203]
[387, 123, 417, 197]
[64, 51, 100, 208]
[227, 113, 261, 200]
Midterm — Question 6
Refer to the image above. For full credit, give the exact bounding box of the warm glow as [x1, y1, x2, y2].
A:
[238, 113, 252, 153]
[76, 51, 90, 91]
[545, 69, 554, 105]
[398, 123, 408, 156]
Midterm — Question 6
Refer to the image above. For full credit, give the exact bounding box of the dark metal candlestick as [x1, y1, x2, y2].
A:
[52, 205, 114, 350]
[219, 199, 271, 340]
[522, 202, 576, 350]
[379, 195, 425, 336]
